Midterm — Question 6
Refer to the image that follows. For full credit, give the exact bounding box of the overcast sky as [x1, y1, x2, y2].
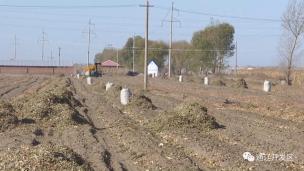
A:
[0, 0, 294, 66]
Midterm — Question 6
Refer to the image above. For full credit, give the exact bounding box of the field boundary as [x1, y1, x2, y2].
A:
[0, 65, 75, 75]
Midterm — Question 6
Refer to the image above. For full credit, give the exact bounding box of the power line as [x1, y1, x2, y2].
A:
[1, 3, 297, 23]
[0, 5, 287, 28]
[154, 5, 282, 23]
[1, 10, 146, 22]
[0, 4, 282, 23]
[0, 4, 138, 9]
[0, 15, 168, 30]
[178, 9, 281, 22]
[125, 47, 235, 52]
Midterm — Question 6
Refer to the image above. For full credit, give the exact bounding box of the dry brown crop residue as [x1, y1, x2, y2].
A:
[0, 100, 18, 132]
[150, 102, 220, 132]
[12, 78, 87, 130]
[0, 145, 93, 170]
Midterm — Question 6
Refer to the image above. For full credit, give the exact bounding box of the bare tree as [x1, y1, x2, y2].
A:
[280, 0, 304, 85]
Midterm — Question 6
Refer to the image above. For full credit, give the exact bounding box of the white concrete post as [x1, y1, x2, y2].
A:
[263, 80, 271, 92]
[87, 77, 92, 85]
[120, 88, 130, 105]
[204, 77, 209, 85]
[179, 75, 183, 82]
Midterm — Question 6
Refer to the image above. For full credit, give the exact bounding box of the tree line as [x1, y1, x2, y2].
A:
[95, 22, 235, 75]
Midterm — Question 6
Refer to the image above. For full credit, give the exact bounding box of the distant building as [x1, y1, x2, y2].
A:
[101, 60, 121, 68]
[148, 61, 159, 77]
[95, 60, 124, 75]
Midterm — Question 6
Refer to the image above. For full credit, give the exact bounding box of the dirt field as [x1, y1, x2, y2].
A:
[0, 73, 303, 171]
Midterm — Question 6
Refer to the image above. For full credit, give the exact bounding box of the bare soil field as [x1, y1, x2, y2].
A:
[0, 74, 303, 171]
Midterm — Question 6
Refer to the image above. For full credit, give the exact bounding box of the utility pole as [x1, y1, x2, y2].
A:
[50, 49, 54, 66]
[14, 35, 17, 60]
[116, 48, 119, 69]
[58, 47, 61, 66]
[162, 2, 180, 78]
[40, 31, 48, 61]
[140, 0, 153, 90]
[87, 19, 93, 67]
[133, 35, 135, 72]
[235, 40, 238, 75]
[168, 2, 174, 78]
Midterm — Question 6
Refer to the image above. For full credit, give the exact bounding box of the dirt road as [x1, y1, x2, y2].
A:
[0, 75, 49, 99]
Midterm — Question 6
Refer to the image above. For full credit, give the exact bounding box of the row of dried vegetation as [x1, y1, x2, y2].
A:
[0, 77, 93, 170]
[148, 103, 220, 133]
[0, 145, 93, 171]
[11, 78, 87, 129]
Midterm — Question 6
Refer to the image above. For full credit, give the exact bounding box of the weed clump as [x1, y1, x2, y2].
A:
[128, 95, 156, 110]
[150, 103, 220, 132]
[0, 145, 93, 171]
[233, 78, 248, 89]
[212, 79, 226, 86]
[13, 78, 87, 129]
[105, 84, 122, 98]
[0, 100, 18, 132]
[91, 80, 106, 93]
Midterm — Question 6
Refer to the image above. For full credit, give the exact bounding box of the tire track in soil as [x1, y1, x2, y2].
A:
[0, 77, 34, 97]
[0, 76, 124, 171]
[0, 77, 41, 99]
[68, 78, 129, 171]
[0, 76, 30, 90]
[70, 78, 203, 171]
[3, 77, 114, 171]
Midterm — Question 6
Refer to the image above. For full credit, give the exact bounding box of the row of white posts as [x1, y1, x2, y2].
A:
[78, 75, 272, 107]
[178, 75, 209, 85]
[178, 75, 272, 92]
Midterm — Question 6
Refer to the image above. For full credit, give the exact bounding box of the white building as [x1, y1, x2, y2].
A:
[148, 61, 159, 78]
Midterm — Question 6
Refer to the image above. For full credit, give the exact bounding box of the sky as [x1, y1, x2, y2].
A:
[0, 0, 294, 67]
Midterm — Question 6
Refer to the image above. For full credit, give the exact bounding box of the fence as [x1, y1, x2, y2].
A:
[0, 60, 75, 75]
[0, 65, 75, 75]
[0, 60, 74, 67]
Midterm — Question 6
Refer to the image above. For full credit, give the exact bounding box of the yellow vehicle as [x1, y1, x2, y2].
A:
[82, 64, 102, 77]
[83, 65, 96, 72]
